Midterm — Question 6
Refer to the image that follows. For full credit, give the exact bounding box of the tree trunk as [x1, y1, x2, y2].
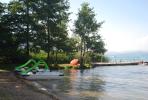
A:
[26, 0, 29, 57]
[55, 51, 58, 65]
[47, 16, 50, 65]
[47, 51, 50, 63]
[80, 36, 84, 69]
[83, 41, 86, 64]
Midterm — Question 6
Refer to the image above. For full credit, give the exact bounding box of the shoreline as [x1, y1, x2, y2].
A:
[0, 71, 58, 100]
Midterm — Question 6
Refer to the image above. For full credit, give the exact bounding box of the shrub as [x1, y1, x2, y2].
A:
[30, 51, 73, 64]
[90, 53, 109, 62]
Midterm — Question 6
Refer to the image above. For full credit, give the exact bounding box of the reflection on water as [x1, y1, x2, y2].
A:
[37, 65, 148, 100]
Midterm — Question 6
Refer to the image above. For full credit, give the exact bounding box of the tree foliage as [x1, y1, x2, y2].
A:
[0, 1, 107, 64]
[0, 2, 19, 57]
[0, 0, 70, 63]
[74, 2, 106, 66]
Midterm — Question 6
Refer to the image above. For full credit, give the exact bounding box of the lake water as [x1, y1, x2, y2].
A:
[37, 65, 148, 100]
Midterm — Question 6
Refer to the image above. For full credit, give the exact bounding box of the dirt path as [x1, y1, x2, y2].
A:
[0, 71, 54, 100]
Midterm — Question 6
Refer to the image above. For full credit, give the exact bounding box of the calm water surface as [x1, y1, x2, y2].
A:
[37, 65, 148, 100]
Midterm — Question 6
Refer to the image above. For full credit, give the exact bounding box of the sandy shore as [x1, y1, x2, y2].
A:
[0, 71, 56, 100]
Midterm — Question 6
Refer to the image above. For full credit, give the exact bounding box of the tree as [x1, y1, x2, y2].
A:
[74, 2, 105, 67]
[87, 34, 106, 54]
[5, 0, 35, 57]
[0, 0, 41, 60]
[0, 2, 4, 15]
[0, 2, 20, 61]
[31, 0, 69, 63]
[23, 0, 29, 56]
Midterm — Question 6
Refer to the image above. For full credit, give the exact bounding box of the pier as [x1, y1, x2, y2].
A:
[92, 61, 148, 67]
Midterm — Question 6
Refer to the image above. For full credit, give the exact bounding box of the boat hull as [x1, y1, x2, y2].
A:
[24, 75, 64, 80]
[22, 70, 64, 80]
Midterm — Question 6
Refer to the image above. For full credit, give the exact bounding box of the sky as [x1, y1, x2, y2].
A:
[1, 0, 148, 53]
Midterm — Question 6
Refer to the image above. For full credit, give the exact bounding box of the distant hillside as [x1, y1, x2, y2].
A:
[105, 51, 148, 62]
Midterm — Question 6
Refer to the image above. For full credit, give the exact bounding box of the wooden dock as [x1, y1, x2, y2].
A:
[92, 61, 148, 67]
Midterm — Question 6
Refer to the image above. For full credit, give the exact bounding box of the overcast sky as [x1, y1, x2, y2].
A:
[2, 0, 148, 53]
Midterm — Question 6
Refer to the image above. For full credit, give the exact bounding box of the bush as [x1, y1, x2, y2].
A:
[74, 52, 109, 63]
[30, 52, 47, 60]
[55, 52, 69, 64]
[90, 53, 109, 62]
[0, 52, 30, 64]
[30, 51, 73, 64]
[74, 52, 91, 64]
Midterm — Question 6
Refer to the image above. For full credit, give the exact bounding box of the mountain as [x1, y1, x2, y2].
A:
[106, 51, 148, 56]
[105, 51, 148, 62]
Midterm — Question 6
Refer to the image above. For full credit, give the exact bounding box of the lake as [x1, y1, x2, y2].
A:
[37, 65, 148, 100]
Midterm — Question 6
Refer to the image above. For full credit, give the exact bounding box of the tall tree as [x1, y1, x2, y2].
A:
[6, 0, 32, 57]
[25, 0, 29, 56]
[74, 2, 104, 67]
[1, 0, 39, 58]
[32, 0, 69, 63]
[0, 2, 20, 59]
